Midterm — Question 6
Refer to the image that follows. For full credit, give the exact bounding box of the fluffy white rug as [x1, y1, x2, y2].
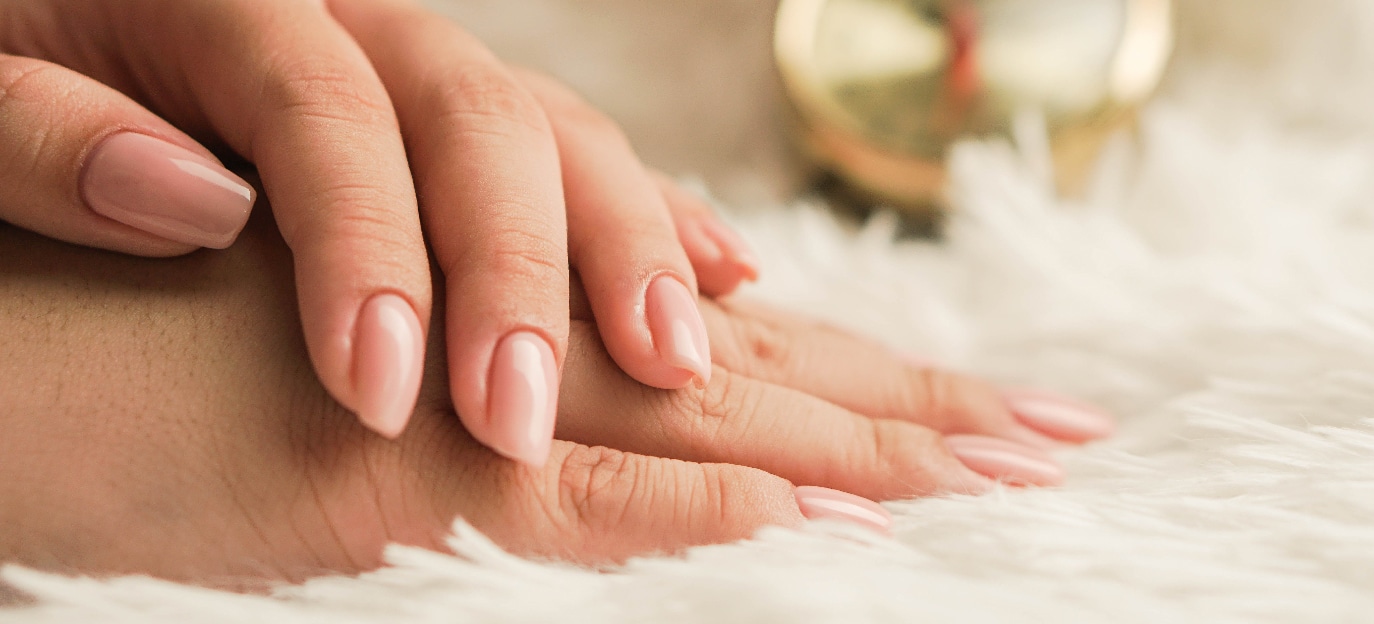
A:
[9, 0, 1374, 621]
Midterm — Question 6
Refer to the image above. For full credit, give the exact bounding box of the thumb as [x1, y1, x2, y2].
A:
[0, 55, 255, 256]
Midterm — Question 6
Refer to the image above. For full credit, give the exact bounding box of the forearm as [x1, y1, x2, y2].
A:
[0, 215, 378, 580]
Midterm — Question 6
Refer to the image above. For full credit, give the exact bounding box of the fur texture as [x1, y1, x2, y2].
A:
[8, 0, 1374, 621]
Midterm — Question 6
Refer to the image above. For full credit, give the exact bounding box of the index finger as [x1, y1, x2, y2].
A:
[162, 1, 433, 437]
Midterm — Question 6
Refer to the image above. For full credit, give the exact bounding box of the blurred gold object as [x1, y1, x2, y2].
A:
[774, 0, 1174, 214]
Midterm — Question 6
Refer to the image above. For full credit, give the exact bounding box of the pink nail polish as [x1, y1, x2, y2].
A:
[679, 218, 725, 265]
[699, 218, 760, 281]
[794, 486, 892, 533]
[487, 331, 558, 467]
[645, 276, 712, 383]
[352, 294, 425, 438]
[1004, 390, 1115, 442]
[82, 132, 255, 249]
[944, 435, 1065, 487]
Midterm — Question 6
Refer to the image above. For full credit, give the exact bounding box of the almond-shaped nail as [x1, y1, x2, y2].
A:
[679, 218, 725, 265]
[699, 218, 760, 281]
[352, 294, 425, 439]
[944, 435, 1065, 487]
[645, 275, 711, 384]
[795, 486, 892, 533]
[487, 331, 558, 467]
[1005, 390, 1115, 442]
[82, 132, 255, 249]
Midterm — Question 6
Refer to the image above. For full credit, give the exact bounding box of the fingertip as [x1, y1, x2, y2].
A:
[698, 218, 760, 283]
[82, 132, 256, 250]
[674, 211, 759, 298]
[944, 435, 1066, 487]
[794, 486, 893, 534]
[1003, 389, 1116, 443]
[644, 275, 712, 384]
[351, 293, 425, 439]
[658, 175, 759, 288]
[481, 330, 559, 467]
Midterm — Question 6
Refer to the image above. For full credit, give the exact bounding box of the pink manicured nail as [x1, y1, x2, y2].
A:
[679, 218, 725, 265]
[645, 275, 712, 384]
[699, 219, 760, 281]
[487, 331, 558, 467]
[82, 132, 255, 249]
[1005, 391, 1115, 442]
[352, 294, 425, 439]
[795, 486, 892, 533]
[944, 435, 1065, 487]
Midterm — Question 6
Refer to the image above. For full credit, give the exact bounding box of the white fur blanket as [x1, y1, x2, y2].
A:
[8, 0, 1374, 621]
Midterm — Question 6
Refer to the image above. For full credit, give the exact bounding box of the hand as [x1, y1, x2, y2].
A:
[0, 211, 1109, 583]
[556, 292, 1114, 502]
[0, 0, 757, 468]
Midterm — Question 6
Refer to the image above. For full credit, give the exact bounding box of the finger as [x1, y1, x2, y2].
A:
[438, 438, 888, 564]
[704, 300, 1115, 446]
[162, 1, 432, 439]
[329, 0, 567, 466]
[651, 172, 759, 298]
[0, 55, 254, 256]
[556, 322, 1064, 502]
[516, 70, 712, 390]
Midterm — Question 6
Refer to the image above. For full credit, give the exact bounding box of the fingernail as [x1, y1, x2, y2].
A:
[794, 486, 892, 533]
[487, 331, 558, 467]
[352, 294, 425, 439]
[698, 218, 760, 281]
[1005, 391, 1115, 442]
[82, 132, 255, 249]
[646, 275, 711, 384]
[679, 218, 725, 265]
[944, 435, 1065, 487]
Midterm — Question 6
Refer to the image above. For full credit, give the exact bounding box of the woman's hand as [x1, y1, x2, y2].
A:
[557, 293, 1113, 502]
[0, 209, 1109, 583]
[0, 0, 757, 467]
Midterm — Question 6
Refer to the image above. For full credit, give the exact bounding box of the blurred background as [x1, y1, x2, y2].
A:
[423, 0, 796, 208]
[420, 0, 1374, 212]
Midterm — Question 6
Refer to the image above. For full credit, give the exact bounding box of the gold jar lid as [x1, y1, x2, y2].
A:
[775, 0, 1174, 214]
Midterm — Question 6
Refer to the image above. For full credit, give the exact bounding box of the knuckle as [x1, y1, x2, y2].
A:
[905, 367, 956, 429]
[867, 419, 950, 497]
[427, 66, 549, 137]
[453, 223, 567, 285]
[296, 192, 422, 256]
[722, 314, 793, 375]
[0, 58, 60, 110]
[901, 368, 991, 432]
[0, 61, 66, 175]
[654, 370, 767, 460]
[266, 55, 395, 128]
[696, 370, 760, 438]
[650, 370, 727, 450]
[574, 212, 671, 256]
[555, 445, 642, 534]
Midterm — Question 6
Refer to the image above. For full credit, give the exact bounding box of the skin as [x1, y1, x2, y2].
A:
[0, 0, 755, 460]
[0, 204, 1085, 587]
